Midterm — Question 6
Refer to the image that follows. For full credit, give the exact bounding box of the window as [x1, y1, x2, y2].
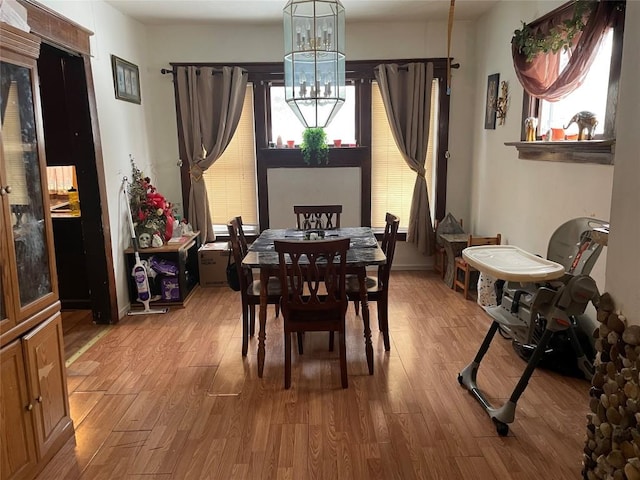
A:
[538, 29, 614, 138]
[371, 79, 438, 229]
[270, 84, 356, 146]
[176, 60, 451, 232]
[203, 85, 258, 233]
[520, 2, 625, 143]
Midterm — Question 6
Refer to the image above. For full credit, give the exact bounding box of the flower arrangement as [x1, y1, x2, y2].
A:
[128, 159, 174, 244]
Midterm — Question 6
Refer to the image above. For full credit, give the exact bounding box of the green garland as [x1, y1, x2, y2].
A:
[512, 0, 595, 62]
[301, 127, 329, 165]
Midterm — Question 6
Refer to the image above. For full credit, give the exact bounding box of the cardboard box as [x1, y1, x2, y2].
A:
[198, 242, 230, 287]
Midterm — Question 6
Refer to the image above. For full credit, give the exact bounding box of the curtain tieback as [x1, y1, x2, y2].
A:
[190, 164, 203, 182]
[416, 170, 426, 179]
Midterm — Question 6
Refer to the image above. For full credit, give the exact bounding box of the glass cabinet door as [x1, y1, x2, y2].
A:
[0, 60, 54, 318]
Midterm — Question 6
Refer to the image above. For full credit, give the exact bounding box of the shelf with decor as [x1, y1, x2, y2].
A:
[504, 139, 615, 164]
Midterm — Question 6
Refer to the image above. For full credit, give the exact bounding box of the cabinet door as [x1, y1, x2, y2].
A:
[0, 339, 38, 480]
[0, 39, 58, 331]
[23, 313, 72, 460]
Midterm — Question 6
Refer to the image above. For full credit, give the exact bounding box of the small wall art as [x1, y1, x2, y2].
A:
[484, 73, 499, 130]
[111, 55, 141, 104]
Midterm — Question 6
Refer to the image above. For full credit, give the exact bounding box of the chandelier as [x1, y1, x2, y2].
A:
[283, 0, 345, 128]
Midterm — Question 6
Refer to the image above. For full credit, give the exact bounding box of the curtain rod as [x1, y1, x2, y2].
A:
[160, 67, 248, 75]
[161, 63, 460, 76]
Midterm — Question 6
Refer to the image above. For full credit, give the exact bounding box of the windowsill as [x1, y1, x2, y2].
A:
[505, 139, 615, 165]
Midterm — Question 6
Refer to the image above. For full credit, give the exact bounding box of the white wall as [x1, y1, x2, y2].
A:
[471, 1, 612, 301]
[606, 1, 640, 324]
[268, 168, 361, 229]
[472, 1, 638, 325]
[37, 0, 156, 318]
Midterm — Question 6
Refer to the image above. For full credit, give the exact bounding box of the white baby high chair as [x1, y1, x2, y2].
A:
[457, 217, 608, 435]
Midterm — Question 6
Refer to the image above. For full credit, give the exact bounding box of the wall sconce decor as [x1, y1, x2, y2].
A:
[496, 80, 509, 126]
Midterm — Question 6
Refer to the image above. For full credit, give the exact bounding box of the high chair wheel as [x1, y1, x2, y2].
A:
[494, 419, 509, 436]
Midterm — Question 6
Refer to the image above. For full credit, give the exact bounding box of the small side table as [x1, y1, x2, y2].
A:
[124, 231, 200, 308]
[439, 232, 469, 288]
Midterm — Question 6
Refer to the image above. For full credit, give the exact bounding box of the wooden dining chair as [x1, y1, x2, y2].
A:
[294, 205, 342, 230]
[234, 215, 249, 253]
[274, 238, 351, 389]
[453, 233, 501, 300]
[227, 217, 281, 356]
[345, 212, 400, 351]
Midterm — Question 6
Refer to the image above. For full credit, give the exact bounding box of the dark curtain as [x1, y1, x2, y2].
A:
[374, 62, 435, 255]
[175, 66, 248, 243]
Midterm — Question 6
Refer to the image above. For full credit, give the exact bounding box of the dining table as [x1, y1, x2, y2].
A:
[242, 227, 387, 378]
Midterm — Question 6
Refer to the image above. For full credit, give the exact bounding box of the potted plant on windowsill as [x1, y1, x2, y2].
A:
[301, 127, 329, 165]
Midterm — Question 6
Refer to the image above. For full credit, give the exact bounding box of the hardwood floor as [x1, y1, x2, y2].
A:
[61, 309, 110, 363]
[38, 271, 589, 479]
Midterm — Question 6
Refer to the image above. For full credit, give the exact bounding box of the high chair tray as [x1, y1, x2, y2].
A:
[462, 245, 565, 282]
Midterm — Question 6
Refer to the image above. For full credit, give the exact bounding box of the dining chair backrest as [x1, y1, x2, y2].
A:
[274, 237, 350, 388]
[227, 218, 251, 292]
[234, 215, 249, 253]
[467, 233, 502, 248]
[274, 238, 350, 315]
[377, 213, 400, 288]
[294, 205, 342, 230]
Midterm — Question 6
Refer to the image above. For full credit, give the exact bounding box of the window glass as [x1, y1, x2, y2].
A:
[538, 29, 613, 138]
[371, 80, 438, 229]
[203, 85, 258, 232]
[270, 84, 356, 145]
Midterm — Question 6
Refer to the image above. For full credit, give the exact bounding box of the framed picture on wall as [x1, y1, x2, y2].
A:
[484, 73, 499, 129]
[111, 55, 141, 104]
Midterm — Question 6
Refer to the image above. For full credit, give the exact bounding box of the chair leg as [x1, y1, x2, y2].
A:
[378, 296, 390, 351]
[463, 267, 470, 300]
[354, 300, 360, 316]
[275, 304, 280, 318]
[339, 330, 348, 388]
[297, 332, 304, 354]
[285, 330, 292, 389]
[242, 303, 249, 356]
[249, 305, 256, 337]
[328, 331, 335, 351]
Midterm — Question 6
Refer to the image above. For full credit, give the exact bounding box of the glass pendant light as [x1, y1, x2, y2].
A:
[283, 0, 345, 128]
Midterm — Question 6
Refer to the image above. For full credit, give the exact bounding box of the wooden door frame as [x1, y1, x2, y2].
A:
[20, 0, 119, 324]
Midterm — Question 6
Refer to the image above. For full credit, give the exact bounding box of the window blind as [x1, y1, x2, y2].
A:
[203, 85, 258, 227]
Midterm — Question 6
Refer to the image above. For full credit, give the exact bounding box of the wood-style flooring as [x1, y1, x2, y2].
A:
[39, 271, 590, 479]
[61, 309, 108, 363]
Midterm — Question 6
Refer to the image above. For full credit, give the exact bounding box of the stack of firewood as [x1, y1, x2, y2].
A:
[584, 292, 640, 480]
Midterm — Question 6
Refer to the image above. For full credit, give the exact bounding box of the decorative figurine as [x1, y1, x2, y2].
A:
[151, 234, 164, 248]
[524, 117, 538, 142]
[563, 111, 598, 140]
[137, 231, 152, 249]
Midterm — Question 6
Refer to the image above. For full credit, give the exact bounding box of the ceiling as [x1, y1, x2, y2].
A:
[104, 0, 500, 26]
